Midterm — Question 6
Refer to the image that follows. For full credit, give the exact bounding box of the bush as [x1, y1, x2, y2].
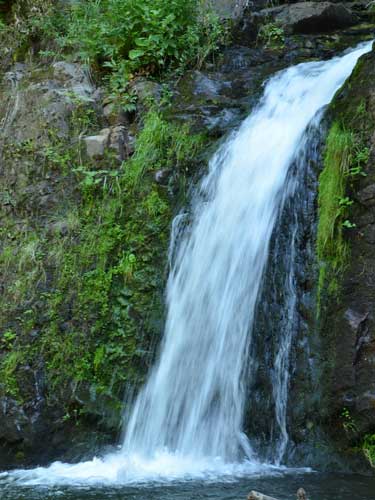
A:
[64, 0, 225, 82]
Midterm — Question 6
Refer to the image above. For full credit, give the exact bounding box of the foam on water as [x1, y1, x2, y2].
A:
[1, 455, 295, 486]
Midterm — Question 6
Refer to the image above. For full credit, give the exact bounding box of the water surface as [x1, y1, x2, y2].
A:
[1, 473, 375, 500]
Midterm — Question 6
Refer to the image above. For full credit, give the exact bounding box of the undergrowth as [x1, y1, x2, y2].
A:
[0, 109, 206, 421]
[316, 118, 369, 311]
[0, 0, 227, 106]
[363, 434, 375, 468]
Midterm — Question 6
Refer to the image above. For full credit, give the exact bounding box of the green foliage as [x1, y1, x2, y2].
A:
[0, 0, 67, 66]
[257, 22, 285, 49]
[64, 0, 224, 75]
[0, 108, 206, 417]
[124, 110, 204, 189]
[317, 121, 370, 308]
[363, 434, 375, 468]
[340, 407, 357, 433]
[317, 123, 352, 303]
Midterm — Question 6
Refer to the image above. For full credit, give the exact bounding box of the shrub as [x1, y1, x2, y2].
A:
[64, 0, 225, 85]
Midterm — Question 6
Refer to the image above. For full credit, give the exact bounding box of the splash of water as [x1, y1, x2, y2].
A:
[3, 41, 372, 485]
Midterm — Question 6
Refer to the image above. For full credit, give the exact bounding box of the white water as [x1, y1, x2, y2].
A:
[4, 41, 372, 486]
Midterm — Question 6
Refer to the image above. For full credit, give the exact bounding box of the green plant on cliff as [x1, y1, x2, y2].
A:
[363, 434, 375, 468]
[317, 122, 353, 303]
[64, 0, 225, 74]
[257, 22, 285, 49]
[0, 109, 206, 421]
[316, 110, 372, 309]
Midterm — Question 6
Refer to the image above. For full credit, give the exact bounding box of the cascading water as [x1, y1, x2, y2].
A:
[3, 40, 372, 485]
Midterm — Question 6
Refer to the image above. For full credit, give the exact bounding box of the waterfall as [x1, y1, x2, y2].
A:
[121, 41, 372, 463]
[5, 40, 372, 485]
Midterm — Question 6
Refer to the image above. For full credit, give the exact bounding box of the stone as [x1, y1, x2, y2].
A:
[84, 126, 129, 161]
[103, 102, 128, 126]
[131, 77, 163, 108]
[296, 489, 307, 500]
[109, 126, 128, 161]
[357, 183, 375, 205]
[84, 130, 110, 159]
[205, 0, 255, 19]
[154, 169, 172, 185]
[52, 61, 96, 102]
[258, 2, 358, 34]
[248, 492, 280, 500]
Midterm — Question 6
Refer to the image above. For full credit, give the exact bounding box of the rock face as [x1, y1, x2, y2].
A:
[317, 46, 375, 459]
[258, 2, 358, 34]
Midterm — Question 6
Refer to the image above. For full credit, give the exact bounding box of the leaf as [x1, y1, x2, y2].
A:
[129, 49, 145, 60]
[135, 37, 149, 47]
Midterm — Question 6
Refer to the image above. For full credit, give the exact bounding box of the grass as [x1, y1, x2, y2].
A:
[363, 434, 375, 468]
[316, 122, 353, 307]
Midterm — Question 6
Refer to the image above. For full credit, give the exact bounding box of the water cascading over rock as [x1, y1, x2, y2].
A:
[3, 40, 373, 485]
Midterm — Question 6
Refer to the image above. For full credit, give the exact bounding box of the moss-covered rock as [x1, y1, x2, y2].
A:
[317, 43, 375, 469]
[0, 58, 207, 467]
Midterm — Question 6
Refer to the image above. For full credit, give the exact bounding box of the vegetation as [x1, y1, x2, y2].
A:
[0, 0, 226, 105]
[363, 434, 375, 468]
[316, 123, 352, 302]
[0, 85, 206, 426]
[316, 119, 369, 309]
[257, 22, 285, 49]
[0, 0, 220, 433]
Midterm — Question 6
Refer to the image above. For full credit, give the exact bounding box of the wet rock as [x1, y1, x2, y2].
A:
[0, 61, 100, 145]
[52, 62, 96, 102]
[258, 2, 358, 34]
[0, 398, 29, 443]
[344, 308, 369, 333]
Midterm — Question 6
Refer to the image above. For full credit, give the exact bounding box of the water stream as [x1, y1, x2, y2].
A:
[0, 41, 373, 490]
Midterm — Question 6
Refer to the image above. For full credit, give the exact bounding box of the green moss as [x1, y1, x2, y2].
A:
[0, 108, 206, 421]
[316, 122, 352, 308]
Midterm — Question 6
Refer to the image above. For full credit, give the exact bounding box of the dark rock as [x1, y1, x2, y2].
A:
[258, 2, 359, 34]
[154, 169, 172, 185]
[357, 183, 375, 205]
[131, 77, 163, 108]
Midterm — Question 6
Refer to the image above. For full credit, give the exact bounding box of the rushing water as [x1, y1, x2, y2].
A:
[1, 41, 373, 490]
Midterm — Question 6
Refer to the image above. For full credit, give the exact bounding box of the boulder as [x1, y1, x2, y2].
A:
[258, 2, 358, 34]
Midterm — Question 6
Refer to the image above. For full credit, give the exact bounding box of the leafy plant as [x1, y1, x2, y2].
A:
[257, 22, 285, 49]
[1, 330, 16, 349]
[341, 407, 357, 433]
[363, 434, 375, 468]
[64, 0, 225, 80]
[342, 219, 356, 229]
